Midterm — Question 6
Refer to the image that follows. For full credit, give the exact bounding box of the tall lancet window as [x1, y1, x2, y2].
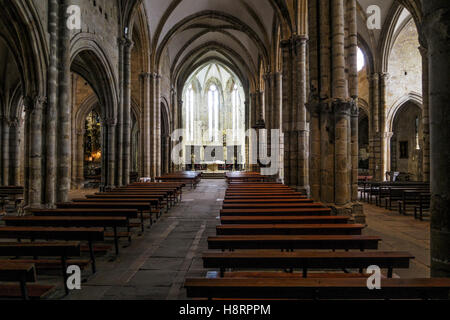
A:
[186, 85, 194, 141]
[232, 84, 240, 141]
[208, 84, 219, 141]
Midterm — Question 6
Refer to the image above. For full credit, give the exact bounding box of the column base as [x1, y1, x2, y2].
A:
[326, 202, 366, 224]
[290, 185, 311, 197]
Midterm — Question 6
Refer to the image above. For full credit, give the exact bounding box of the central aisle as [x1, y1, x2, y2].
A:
[66, 179, 225, 300]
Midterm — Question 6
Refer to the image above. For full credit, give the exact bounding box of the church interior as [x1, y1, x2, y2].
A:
[0, 0, 449, 301]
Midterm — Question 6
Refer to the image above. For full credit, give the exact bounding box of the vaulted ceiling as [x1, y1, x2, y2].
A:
[140, 0, 288, 90]
[129, 0, 422, 89]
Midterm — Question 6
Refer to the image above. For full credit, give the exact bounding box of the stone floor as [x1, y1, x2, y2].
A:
[60, 180, 430, 300]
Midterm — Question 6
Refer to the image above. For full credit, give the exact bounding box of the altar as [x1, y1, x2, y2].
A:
[204, 161, 225, 172]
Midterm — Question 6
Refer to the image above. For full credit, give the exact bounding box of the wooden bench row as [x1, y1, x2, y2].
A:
[0, 182, 183, 299]
[184, 181, 449, 300]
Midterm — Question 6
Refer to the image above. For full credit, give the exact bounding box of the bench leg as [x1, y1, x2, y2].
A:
[388, 267, 393, 278]
[89, 240, 96, 274]
[140, 211, 145, 232]
[20, 276, 29, 301]
[61, 255, 69, 296]
[113, 226, 119, 256]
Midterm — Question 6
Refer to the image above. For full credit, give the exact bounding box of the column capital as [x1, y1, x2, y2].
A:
[24, 95, 47, 113]
[8, 117, 20, 128]
[380, 72, 390, 81]
[384, 131, 394, 139]
[319, 101, 333, 114]
[104, 117, 117, 128]
[350, 99, 359, 117]
[332, 99, 353, 116]
[292, 34, 309, 46]
[418, 45, 428, 58]
[305, 101, 320, 115]
[150, 73, 161, 80]
[139, 72, 152, 80]
[369, 73, 380, 81]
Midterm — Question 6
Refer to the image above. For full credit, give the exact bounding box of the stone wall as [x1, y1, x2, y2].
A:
[386, 19, 422, 111]
[391, 101, 423, 180]
[70, 0, 120, 75]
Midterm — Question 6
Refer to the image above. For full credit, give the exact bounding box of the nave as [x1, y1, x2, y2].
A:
[57, 180, 430, 300]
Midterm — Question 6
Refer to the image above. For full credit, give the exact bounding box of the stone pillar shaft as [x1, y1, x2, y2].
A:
[122, 38, 133, 186]
[56, 0, 72, 203]
[419, 45, 430, 182]
[106, 120, 116, 188]
[9, 120, 20, 186]
[116, 37, 125, 186]
[1, 118, 9, 186]
[46, 0, 58, 205]
[422, 0, 450, 277]
[154, 75, 162, 178]
[331, 0, 347, 100]
[28, 97, 45, 207]
[140, 73, 151, 177]
[379, 73, 388, 180]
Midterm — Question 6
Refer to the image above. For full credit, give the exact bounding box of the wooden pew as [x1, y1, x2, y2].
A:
[32, 208, 138, 242]
[223, 199, 310, 204]
[220, 216, 349, 225]
[78, 195, 164, 215]
[0, 227, 104, 273]
[57, 202, 150, 232]
[398, 191, 431, 215]
[0, 262, 37, 300]
[222, 203, 323, 210]
[0, 242, 81, 295]
[202, 251, 414, 278]
[184, 278, 450, 300]
[216, 224, 365, 236]
[94, 192, 172, 209]
[414, 193, 431, 221]
[224, 195, 306, 200]
[208, 235, 381, 251]
[0, 283, 55, 300]
[2, 216, 127, 255]
[220, 208, 332, 217]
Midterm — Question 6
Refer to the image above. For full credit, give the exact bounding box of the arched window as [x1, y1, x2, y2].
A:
[231, 84, 240, 141]
[186, 85, 194, 141]
[357, 47, 365, 72]
[208, 84, 219, 141]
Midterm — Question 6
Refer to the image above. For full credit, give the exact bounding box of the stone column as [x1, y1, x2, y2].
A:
[419, 44, 430, 182]
[140, 72, 151, 177]
[75, 129, 84, 187]
[379, 73, 389, 181]
[26, 96, 46, 208]
[116, 37, 125, 186]
[122, 37, 133, 186]
[1, 117, 9, 186]
[295, 36, 310, 195]
[8, 119, 20, 186]
[348, 0, 358, 202]
[154, 74, 162, 178]
[280, 38, 293, 185]
[421, 0, 450, 277]
[149, 75, 155, 176]
[351, 103, 359, 202]
[56, 0, 71, 203]
[242, 98, 247, 170]
[331, 0, 350, 205]
[46, 0, 58, 204]
[384, 132, 394, 174]
[106, 118, 116, 189]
